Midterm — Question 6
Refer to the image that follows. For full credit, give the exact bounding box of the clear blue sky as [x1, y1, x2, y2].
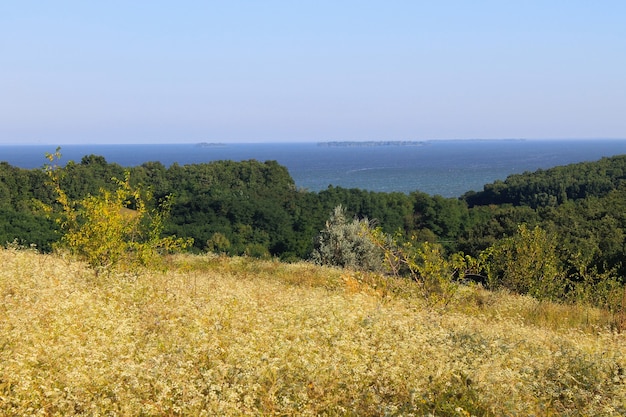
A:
[1, 1, 625, 144]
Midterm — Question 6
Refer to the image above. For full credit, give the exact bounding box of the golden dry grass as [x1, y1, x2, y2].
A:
[1, 248, 625, 416]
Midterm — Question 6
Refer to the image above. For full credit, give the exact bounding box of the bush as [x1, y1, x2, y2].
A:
[369, 228, 459, 306]
[310, 205, 382, 271]
[44, 148, 192, 275]
[483, 224, 565, 300]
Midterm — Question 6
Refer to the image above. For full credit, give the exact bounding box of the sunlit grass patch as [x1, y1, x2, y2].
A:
[1, 248, 625, 416]
[453, 283, 621, 333]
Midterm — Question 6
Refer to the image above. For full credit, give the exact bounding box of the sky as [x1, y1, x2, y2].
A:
[1, 1, 626, 145]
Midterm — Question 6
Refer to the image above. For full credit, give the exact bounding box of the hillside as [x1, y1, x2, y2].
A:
[463, 154, 626, 208]
[3, 152, 626, 283]
[1, 248, 625, 416]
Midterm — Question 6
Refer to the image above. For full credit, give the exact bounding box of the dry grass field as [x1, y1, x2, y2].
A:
[1, 247, 625, 416]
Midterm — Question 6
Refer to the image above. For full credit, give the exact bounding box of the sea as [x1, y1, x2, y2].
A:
[2, 139, 626, 198]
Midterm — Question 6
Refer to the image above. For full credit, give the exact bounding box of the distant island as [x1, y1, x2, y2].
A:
[318, 141, 426, 147]
[196, 142, 227, 147]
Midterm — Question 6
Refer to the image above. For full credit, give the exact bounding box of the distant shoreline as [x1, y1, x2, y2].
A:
[317, 141, 426, 147]
[316, 139, 528, 147]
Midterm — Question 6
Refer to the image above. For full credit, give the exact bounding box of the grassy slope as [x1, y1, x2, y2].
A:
[1, 248, 625, 416]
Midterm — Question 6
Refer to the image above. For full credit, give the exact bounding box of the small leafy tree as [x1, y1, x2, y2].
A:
[568, 251, 626, 329]
[44, 148, 192, 275]
[483, 224, 565, 300]
[369, 228, 458, 305]
[310, 205, 382, 271]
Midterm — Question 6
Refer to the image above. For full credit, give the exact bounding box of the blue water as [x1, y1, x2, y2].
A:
[2, 140, 626, 197]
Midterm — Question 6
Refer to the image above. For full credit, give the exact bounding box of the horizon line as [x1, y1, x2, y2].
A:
[3, 137, 626, 146]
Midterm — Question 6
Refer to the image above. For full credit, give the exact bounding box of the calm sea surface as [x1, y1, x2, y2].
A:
[2, 140, 626, 197]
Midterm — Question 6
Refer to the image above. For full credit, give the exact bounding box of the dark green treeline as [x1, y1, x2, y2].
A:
[2, 153, 626, 279]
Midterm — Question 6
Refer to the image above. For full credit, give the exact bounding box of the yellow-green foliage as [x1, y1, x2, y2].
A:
[44, 149, 192, 275]
[1, 247, 625, 416]
[369, 228, 458, 307]
[484, 224, 565, 300]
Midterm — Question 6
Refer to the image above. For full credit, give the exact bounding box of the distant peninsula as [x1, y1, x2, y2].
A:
[318, 141, 426, 147]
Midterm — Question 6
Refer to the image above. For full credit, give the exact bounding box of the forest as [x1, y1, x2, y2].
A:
[2, 151, 626, 305]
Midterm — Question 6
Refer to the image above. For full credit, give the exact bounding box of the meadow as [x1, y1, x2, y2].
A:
[1, 247, 625, 416]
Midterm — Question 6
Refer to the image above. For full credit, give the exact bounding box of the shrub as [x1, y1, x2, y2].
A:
[44, 148, 192, 275]
[206, 232, 231, 254]
[369, 228, 458, 306]
[483, 224, 566, 301]
[310, 205, 382, 271]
